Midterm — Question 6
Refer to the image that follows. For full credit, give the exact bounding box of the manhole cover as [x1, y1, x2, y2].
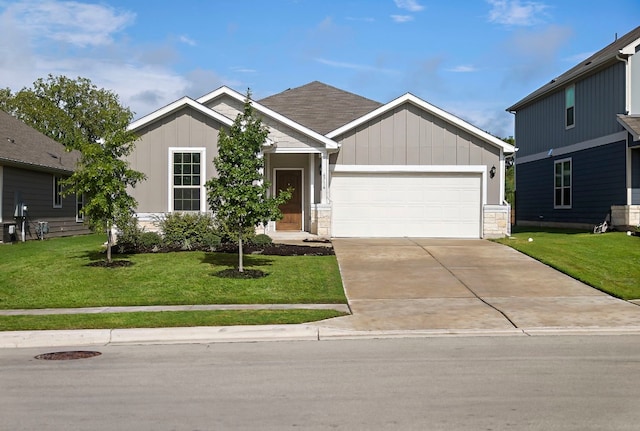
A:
[35, 351, 102, 360]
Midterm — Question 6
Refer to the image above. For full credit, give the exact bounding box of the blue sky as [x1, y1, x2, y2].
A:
[1, 0, 639, 138]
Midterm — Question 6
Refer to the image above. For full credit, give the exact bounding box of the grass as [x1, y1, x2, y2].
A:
[0, 234, 347, 330]
[495, 227, 640, 300]
[0, 309, 346, 331]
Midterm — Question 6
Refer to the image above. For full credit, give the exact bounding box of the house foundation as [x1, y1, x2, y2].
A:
[310, 204, 331, 237]
[483, 204, 511, 238]
[611, 205, 640, 229]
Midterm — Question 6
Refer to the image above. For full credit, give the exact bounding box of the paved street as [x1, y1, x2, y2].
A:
[2, 335, 640, 430]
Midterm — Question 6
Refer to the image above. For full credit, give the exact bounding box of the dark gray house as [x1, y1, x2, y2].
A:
[0, 110, 89, 242]
[507, 26, 640, 229]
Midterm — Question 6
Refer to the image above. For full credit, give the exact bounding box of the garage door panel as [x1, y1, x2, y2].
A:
[331, 172, 481, 238]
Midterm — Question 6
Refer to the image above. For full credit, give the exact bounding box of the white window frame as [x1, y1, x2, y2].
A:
[76, 193, 85, 222]
[168, 147, 207, 212]
[53, 175, 63, 208]
[565, 85, 575, 129]
[554, 158, 572, 209]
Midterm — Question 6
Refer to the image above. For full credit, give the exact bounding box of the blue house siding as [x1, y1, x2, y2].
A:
[514, 62, 626, 158]
[516, 140, 627, 225]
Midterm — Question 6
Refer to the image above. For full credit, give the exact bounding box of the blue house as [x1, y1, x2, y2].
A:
[507, 26, 640, 230]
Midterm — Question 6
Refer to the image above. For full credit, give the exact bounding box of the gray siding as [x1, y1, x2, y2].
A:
[516, 140, 627, 224]
[515, 62, 626, 157]
[2, 166, 76, 221]
[333, 102, 502, 204]
[127, 107, 222, 213]
[631, 46, 640, 114]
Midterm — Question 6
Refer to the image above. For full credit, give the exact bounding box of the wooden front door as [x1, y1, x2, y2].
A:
[276, 170, 302, 231]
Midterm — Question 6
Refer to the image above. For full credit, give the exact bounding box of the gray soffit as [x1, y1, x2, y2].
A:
[0, 110, 80, 173]
[507, 26, 640, 112]
[259, 81, 383, 135]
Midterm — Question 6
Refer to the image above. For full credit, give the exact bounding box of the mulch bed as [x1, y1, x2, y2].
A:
[215, 243, 334, 256]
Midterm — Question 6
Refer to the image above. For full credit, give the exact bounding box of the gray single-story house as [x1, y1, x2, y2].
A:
[127, 82, 514, 238]
[0, 110, 89, 242]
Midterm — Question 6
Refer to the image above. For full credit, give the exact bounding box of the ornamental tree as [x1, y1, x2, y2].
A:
[206, 91, 290, 272]
[3, 75, 145, 263]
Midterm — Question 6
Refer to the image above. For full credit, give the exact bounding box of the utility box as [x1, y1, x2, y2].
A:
[2, 223, 17, 243]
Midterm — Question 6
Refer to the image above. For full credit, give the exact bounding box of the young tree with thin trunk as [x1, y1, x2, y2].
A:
[2, 75, 145, 263]
[206, 92, 290, 272]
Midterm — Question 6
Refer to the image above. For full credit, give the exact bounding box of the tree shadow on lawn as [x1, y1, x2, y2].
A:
[201, 252, 273, 279]
[79, 250, 135, 267]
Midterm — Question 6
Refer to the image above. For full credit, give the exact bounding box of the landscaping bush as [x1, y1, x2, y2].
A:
[250, 234, 273, 246]
[116, 215, 143, 253]
[139, 231, 162, 249]
[157, 212, 218, 248]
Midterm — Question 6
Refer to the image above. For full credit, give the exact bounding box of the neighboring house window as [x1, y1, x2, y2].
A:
[76, 194, 85, 222]
[554, 158, 572, 208]
[565, 85, 575, 128]
[53, 176, 63, 208]
[172, 151, 202, 211]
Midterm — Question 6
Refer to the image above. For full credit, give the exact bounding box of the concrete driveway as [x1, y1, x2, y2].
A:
[319, 238, 640, 333]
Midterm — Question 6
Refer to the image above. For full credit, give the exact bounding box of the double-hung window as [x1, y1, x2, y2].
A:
[53, 176, 63, 208]
[171, 150, 204, 211]
[565, 85, 575, 128]
[554, 158, 572, 208]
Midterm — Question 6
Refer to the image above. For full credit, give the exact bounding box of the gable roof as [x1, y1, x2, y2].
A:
[258, 81, 383, 135]
[617, 114, 640, 141]
[197, 86, 340, 150]
[327, 93, 515, 154]
[0, 110, 80, 173]
[507, 26, 640, 112]
[128, 96, 234, 132]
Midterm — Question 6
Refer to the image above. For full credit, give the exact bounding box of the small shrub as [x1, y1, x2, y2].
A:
[139, 231, 162, 249]
[202, 232, 222, 250]
[250, 234, 273, 246]
[158, 213, 218, 247]
[116, 215, 143, 253]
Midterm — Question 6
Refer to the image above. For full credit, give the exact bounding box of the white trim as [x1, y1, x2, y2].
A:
[168, 147, 207, 213]
[326, 93, 515, 154]
[517, 131, 628, 164]
[309, 153, 315, 205]
[53, 175, 62, 208]
[272, 147, 324, 154]
[554, 157, 572, 209]
[565, 84, 576, 129]
[128, 97, 233, 132]
[331, 164, 487, 206]
[273, 168, 304, 231]
[197, 86, 339, 150]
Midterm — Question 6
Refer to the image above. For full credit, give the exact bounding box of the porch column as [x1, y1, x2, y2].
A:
[627, 145, 632, 205]
[309, 153, 315, 204]
[320, 151, 329, 204]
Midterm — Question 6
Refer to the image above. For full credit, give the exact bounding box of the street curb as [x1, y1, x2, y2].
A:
[4, 324, 640, 348]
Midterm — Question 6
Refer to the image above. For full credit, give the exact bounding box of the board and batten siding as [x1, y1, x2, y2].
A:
[514, 62, 627, 158]
[127, 107, 222, 213]
[2, 166, 76, 220]
[332, 102, 502, 204]
[516, 140, 627, 225]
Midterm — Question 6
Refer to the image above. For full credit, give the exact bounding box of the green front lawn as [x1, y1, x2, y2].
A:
[495, 227, 640, 300]
[0, 234, 347, 330]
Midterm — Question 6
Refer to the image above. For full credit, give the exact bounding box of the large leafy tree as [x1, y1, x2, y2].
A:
[2, 75, 145, 263]
[206, 92, 290, 272]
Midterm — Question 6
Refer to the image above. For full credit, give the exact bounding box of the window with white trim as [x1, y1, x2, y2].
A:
[565, 85, 575, 128]
[172, 151, 202, 211]
[76, 194, 85, 222]
[554, 158, 572, 208]
[53, 176, 63, 208]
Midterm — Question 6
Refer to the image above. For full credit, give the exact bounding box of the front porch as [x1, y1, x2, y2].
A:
[263, 151, 332, 237]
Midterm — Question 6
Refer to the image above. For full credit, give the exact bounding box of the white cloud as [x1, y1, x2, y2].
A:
[179, 35, 197, 46]
[346, 16, 375, 22]
[391, 15, 414, 23]
[487, 0, 549, 26]
[394, 0, 425, 12]
[447, 65, 478, 73]
[4, 0, 135, 47]
[231, 66, 257, 73]
[315, 58, 399, 75]
[563, 51, 594, 64]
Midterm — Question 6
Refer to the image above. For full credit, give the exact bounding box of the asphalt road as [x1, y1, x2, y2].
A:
[2, 335, 640, 430]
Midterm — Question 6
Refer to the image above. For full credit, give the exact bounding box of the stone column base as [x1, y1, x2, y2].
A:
[611, 205, 640, 229]
[310, 204, 332, 237]
[483, 204, 511, 238]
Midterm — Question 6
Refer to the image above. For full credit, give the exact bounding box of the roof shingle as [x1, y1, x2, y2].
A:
[0, 110, 79, 173]
[259, 81, 383, 135]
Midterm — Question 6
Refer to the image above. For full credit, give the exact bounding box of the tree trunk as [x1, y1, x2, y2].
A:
[238, 233, 244, 272]
[106, 228, 113, 264]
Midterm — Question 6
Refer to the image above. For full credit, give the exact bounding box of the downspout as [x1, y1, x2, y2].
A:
[616, 52, 632, 205]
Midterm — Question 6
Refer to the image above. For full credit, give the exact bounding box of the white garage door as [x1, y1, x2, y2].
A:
[331, 172, 482, 238]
